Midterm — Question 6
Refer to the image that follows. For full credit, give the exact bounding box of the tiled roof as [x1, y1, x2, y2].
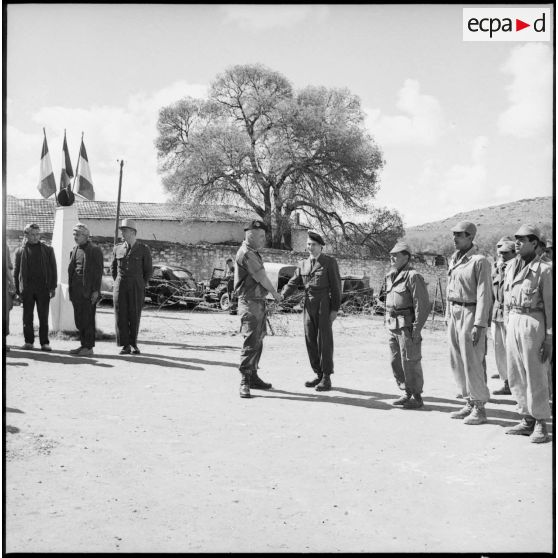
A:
[5, 196, 260, 233]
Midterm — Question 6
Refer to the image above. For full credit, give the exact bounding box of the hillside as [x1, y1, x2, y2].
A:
[404, 197, 553, 255]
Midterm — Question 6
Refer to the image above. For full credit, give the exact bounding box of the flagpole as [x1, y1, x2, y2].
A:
[72, 132, 84, 191]
[114, 160, 124, 245]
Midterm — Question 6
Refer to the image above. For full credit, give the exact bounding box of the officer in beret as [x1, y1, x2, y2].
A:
[111, 219, 153, 355]
[503, 224, 552, 443]
[446, 221, 492, 425]
[282, 230, 342, 391]
[234, 220, 283, 398]
[491, 239, 516, 395]
[383, 242, 430, 408]
[68, 223, 104, 356]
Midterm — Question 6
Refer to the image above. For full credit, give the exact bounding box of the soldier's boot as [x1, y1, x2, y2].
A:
[506, 416, 536, 436]
[493, 380, 511, 395]
[315, 374, 332, 392]
[463, 400, 487, 425]
[450, 399, 474, 419]
[403, 393, 424, 409]
[239, 373, 251, 399]
[305, 372, 323, 388]
[250, 372, 272, 390]
[392, 390, 412, 406]
[529, 420, 550, 444]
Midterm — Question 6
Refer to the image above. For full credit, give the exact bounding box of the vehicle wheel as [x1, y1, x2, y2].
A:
[156, 291, 175, 307]
[220, 292, 231, 310]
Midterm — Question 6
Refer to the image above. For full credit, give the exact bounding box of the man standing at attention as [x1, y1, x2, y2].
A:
[446, 221, 492, 424]
[14, 223, 57, 351]
[234, 220, 283, 398]
[111, 219, 153, 355]
[68, 223, 104, 356]
[384, 242, 430, 409]
[281, 231, 342, 392]
[491, 239, 516, 395]
[503, 225, 552, 443]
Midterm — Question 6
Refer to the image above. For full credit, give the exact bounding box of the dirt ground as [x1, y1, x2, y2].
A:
[4, 302, 554, 553]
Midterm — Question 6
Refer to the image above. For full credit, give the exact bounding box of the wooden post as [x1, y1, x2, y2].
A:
[114, 160, 124, 245]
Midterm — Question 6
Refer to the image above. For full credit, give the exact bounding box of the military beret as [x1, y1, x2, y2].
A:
[307, 230, 325, 246]
[451, 221, 477, 238]
[497, 241, 515, 253]
[389, 241, 412, 255]
[244, 220, 267, 232]
[514, 224, 541, 240]
[72, 223, 90, 236]
[119, 218, 137, 232]
[496, 236, 514, 247]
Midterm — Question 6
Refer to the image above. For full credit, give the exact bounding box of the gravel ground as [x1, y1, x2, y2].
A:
[4, 302, 554, 553]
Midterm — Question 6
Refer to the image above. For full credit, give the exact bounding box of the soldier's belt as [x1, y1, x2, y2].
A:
[449, 300, 476, 307]
[387, 307, 413, 318]
[509, 306, 543, 315]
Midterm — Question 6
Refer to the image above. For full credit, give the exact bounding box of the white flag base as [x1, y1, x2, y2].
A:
[49, 204, 79, 333]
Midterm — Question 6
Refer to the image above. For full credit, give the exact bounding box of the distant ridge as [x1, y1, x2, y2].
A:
[404, 196, 553, 255]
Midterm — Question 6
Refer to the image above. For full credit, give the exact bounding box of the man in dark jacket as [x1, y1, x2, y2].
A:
[14, 223, 57, 351]
[111, 219, 153, 355]
[282, 231, 342, 391]
[68, 223, 104, 356]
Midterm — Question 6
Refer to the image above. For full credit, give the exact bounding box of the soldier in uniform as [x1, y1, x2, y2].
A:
[111, 219, 153, 355]
[503, 224, 552, 443]
[68, 224, 104, 356]
[491, 239, 516, 395]
[446, 221, 492, 425]
[383, 242, 430, 409]
[234, 220, 282, 398]
[281, 231, 342, 392]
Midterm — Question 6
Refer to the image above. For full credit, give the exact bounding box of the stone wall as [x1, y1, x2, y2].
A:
[7, 233, 448, 297]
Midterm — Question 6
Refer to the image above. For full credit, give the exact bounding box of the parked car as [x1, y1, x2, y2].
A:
[203, 267, 234, 310]
[264, 263, 304, 311]
[146, 264, 206, 308]
[339, 276, 374, 312]
[100, 265, 114, 302]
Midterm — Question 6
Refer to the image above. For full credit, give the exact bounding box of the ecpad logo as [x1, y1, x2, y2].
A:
[463, 8, 550, 42]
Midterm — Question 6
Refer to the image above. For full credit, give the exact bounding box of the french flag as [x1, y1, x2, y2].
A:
[59, 129, 74, 191]
[76, 139, 95, 200]
[37, 130, 57, 199]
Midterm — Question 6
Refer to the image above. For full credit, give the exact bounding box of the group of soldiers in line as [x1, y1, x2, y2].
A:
[4, 217, 553, 443]
[4, 219, 153, 357]
[233, 220, 553, 444]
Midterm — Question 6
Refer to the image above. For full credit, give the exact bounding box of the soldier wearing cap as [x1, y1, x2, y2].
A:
[446, 221, 492, 424]
[383, 241, 430, 409]
[111, 219, 153, 355]
[281, 230, 342, 391]
[502, 224, 552, 443]
[68, 223, 104, 356]
[491, 239, 516, 395]
[14, 223, 58, 351]
[234, 220, 283, 398]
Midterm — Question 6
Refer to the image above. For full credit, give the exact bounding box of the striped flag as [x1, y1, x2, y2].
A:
[59, 130, 74, 191]
[37, 131, 57, 198]
[76, 139, 95, 200]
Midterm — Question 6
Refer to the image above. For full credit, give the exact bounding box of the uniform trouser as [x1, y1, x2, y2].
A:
[304, 294, 334, 376]
[491, 321, 508, 381]
[388, 326, 424, 394]
[448, 304, 490, 402]
[114, 277, 145, 347]
[238, 298, 266, 374]
[71, 278, 97, 349]
[21, 289, 51, 345]
[506, 312, 550, 420]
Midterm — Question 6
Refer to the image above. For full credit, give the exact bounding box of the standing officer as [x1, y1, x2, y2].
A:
[234, 220, 282, 398]
[281, 231, 342, 392]
[111, 219, 153, 355]
[491, 239, 516, 395]
[14, 223, 57, 351]
[446, 221, 492, 425]
[68, 224, 104, 356]
[503, 224, 552, 443]
[384, 242, 430, 409]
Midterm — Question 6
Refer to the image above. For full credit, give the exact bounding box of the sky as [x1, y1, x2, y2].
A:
[5, 4, 554, 227]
